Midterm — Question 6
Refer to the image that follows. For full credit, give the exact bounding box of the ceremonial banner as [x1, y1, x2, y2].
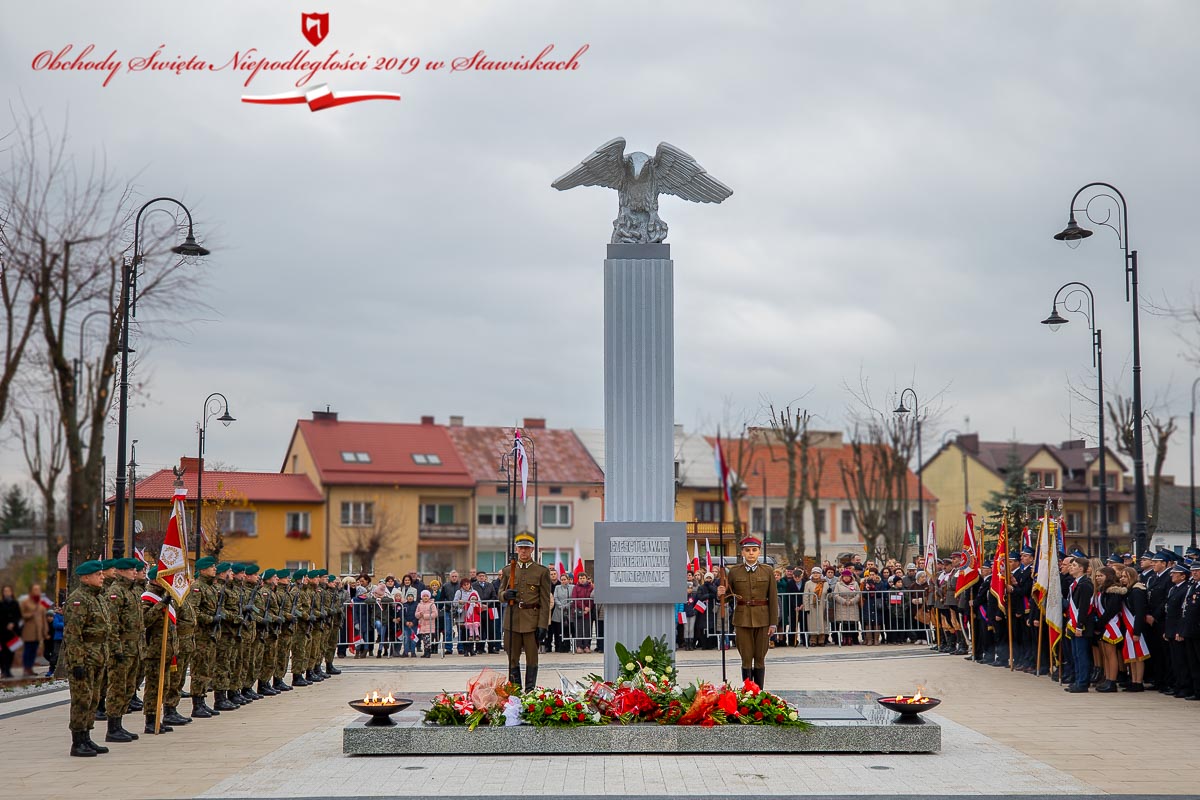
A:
[514, 429, 529, 505]
[924, 521, 937, 574]
[989, 519, 1009, 605]
[1032, 514, 1063, 653]
[156, 483, 192, 604]
[572, 538, 584, 582]
[954, 512, 982, 596]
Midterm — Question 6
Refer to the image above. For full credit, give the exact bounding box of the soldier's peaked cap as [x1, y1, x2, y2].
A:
[514, 533, 536, 547]
[739, 536, 763, 548]
[1020, 546, 1035, 555]
[1170, 564, 1190, 575]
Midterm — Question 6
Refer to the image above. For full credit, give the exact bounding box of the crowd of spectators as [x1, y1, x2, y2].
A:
[1, 583, 64, 679]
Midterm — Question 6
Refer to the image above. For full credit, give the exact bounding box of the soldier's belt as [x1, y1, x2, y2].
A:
[81, 634, 107, 643]
[517, 602, 541, 609]
[738, 600, 769, 607]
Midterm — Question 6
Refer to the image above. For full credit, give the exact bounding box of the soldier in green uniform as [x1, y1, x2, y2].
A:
[104, 557, 143, 743]
[63, 560, 112, 757]
[305, 569, 327, 681]
[324, 572, 343, 675]
[140, 567, 180, 734]
[129, 557, 149, 714]
[499, 532, 552, 691]
[255, 569, 279, 696]
[718, 536, 779, 688]
[94, 558, 118, 722]
[239, 565, 263, 700]
[290, 569, 313, 687]
[215, 561, 242, 709]
[273, 570, 295, 691]
[227, 564, 252, 703]
[164, 562, 197, 723]
[187, 556, 221, 717]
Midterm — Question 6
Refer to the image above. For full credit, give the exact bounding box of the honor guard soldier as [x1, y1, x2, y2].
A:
[718, 536, 778, 688]
[188, 556, 221, 717]
[140, 567, 179, 734]
[63, 560, 112, 757]
[104, 557, 144, 743]
[499, 532, 552, 691]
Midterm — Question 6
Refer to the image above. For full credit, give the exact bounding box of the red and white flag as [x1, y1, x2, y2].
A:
[954, 512, 982, 597]
[691, 539, 700, 574]
[5, 635, 21, 653]
[923, 521, 937, 574]
[38, 594, 53, 610]
[1120, 606, 1149, 662]
[989, 518, 1009, 605]
[133, 547, 147, 565]
[713, 432, 734, 505]
[572, 538, 584, 582]
[705, 538, 713, 573]
[514, 429, 529, 505]
[677, 610, 687, 625]
[1021, 526, 1033, 551]
[694, 599, 708, 614]
[156, 483, 192, 604]
[488, 606, 498, 621]
[554, 547, 566, 577]
[140, 589, 177, 624]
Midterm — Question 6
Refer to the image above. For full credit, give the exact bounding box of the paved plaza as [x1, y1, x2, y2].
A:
[3, 645, 1196, 798]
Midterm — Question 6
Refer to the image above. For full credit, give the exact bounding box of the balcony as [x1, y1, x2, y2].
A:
[418, 523, 469, 541]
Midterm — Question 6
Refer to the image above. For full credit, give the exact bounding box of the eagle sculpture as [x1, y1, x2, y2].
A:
[552, 138, 733, 244]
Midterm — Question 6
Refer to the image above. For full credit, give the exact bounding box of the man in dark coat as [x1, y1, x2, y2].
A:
[1064, 556, 1094, 693]
[1164, 564, 1191, 697]
[1146, 551, 1174, 691]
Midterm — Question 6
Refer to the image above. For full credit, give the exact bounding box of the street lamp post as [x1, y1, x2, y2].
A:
[111, 197, 209, 559]
[1041, 281, 1109, 558]
[193, 392, 235, 561]
[498, 430, 537, 562]
[751, 460, 768, 548]
[894, 388, 924, 557]
[1190, 377, 1199, 549]
[1054, 183, 1146, 555]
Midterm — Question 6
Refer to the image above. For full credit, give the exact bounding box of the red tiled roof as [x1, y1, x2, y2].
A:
[294, 419, 474, 488]
[709, 436, 937, 502]
[116, 469, 324, 503]
[446, 425, 604, 485]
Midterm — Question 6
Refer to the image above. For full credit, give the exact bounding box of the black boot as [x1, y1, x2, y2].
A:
[752, 667, 765, 690]
[104, 716, 135, 743]
[274, 677, 293, 691]
[95, 698, 107, 721]
[314, 665, 329, 679]
[83, 730, 108, 754]
[292, 672, 311, 687]
[213, 690, 238, 711]
[200, 696, 220, 715]
[163, 705, 191, 725]
[191, 697, 213, 719]
[144, 717, 173, 734]
[524, 666, 538, 693]
[508, 667, 522, 687]
[741, 667, 751, 683]
[243, 686, 262, 700]
[127, 695, 144, 713]
[257, 680, 279, 696]
[70, 731, 97, 757]
[325, 660, 341, 675]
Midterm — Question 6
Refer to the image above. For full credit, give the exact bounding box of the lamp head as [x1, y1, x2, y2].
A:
[171, 228, 211, 258]
[218, 411, 235, 427]
[1041, 308, 1069, 332]
[893, 402, 911, 416]
[1053, 214, 1093, 242]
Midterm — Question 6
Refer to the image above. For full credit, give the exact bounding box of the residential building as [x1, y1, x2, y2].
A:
[282, 410, 475, 578]
[108, 457, 326, 569]
[922, 434, 1134, 555]
[446, 417, 605, 573]
[1146, 481, 1198, 555]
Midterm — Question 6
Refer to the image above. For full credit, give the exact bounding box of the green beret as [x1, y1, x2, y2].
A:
[312, 568, 326, 577]
[215, 562, 232, 574]
[244, 564, 260, 576]
[231, 563, 246, 575]
[293, 568, 307, 579]
[147, 566, 158, 580]
[262, 568, 275, 580]
[115, 557, 139, 570]
[276, 569, 290, 580]
[100, 559, 117, 570]
[75, 560, 104, 576]
[195, 556, 216, 571]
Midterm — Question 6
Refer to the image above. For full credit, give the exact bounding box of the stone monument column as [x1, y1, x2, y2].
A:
[593, 243, 686, 681]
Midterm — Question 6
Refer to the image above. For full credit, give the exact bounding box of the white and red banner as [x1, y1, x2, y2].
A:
[6, 635, 21, 652]
[989, 518, 1008, 605]
[705, 538, 713, 573]
[691, 539, 700, 574]
[140, 589, 177, 624]
[713, 433, 733, 506]
[572, 538, 584, 582]
[156, 484, 192, 604]
[954, 512, 982, 597]
[554, 547, 566, 577]
[924, 521, 937, 574]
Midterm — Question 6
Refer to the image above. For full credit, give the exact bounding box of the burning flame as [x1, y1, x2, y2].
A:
[893, 687, 928, 704]
[361, 690, 396, 705]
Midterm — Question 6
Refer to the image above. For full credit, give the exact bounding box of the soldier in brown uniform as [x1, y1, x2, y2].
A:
[63, 560, 112, 757]
[717, 536, 778, 688]
[499, 532, 552, 691]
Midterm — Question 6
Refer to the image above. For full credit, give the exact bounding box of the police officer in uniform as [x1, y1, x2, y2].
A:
[499, 532, 552, 691]
[718, 535, 779, 689]
[63, 560, 112, 757]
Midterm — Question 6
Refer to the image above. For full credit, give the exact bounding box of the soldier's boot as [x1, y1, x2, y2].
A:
[213, 690, 238, 711]
[325, 659, 342, 675]
[94, 698, 107, 721]
[508, 667, 522, 688]
[104, 716, 135, 743]
[741, 667, 752, 683]
[229, 689, 249, 704]
[144, 717, 173, 734]
[524, 666, 538, 693]
[257, 680, 279, 696]
[752, 667, 765, 690]
[292, 672, 312, 687]
[274, 677, 293, 691]
[304, 669, 322, 683]
[83, 730, 108, 754]
[127, 694, 144, 713]
[190, 697, 213, 718]
[163, 705, 191, 725]
[311, 667, 327, 681]
[242, 686, 262, 700]
[199, 695, 220, 715]
[70, 731, 98, 757]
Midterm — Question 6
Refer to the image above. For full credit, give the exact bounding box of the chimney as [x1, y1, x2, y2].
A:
[312, 406, 338, 422]
[958, 433, 980, 454]
[1060, 439, 1086, 450]
[449, 415, 464, 427]
[180, 456, 204, 474]
[420, 415, 435, 425]
[523, 417, 546, 430]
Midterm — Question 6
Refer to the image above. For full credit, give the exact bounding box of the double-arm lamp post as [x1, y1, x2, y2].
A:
[193, 393, 235, 561]
[111, 197, 209, 559]
[497, 431, 538, 562]
[1040, 281, 1109, 558]
[893, 388, 924, 556]
[1053, 183, 1146, 556]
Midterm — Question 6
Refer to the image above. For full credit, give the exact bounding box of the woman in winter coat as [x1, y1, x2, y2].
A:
[694, 572, 720, 650]
[1119, 565, 1150, 691]
[414, 590, 438, 658]
[570, 574, 595, 653]
[393, 575, 419, 657]
[551, 573, 573, 653]
[832, 570, 861, 644]
[18, 585, 49, 675]
[802, 567, 829, 646]
[1090, 566, 1124, 692]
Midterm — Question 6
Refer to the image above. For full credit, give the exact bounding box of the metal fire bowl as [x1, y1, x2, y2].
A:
[876, 696, 941, 722]
[349, 698, 413, 726]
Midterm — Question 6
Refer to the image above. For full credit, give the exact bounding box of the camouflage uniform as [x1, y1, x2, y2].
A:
[290, 576, 312, 684]
[218, 573, 242, 695]
[140, 587, 176, 731]
[273, 579, 295, 687]
[165, 584, 196, 713]
[105, 574, 144, 723]
[189, 572, 221, 705]
[63, 579, 111, 734]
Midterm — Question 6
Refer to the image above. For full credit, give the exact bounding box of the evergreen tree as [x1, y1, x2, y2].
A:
[0, 484, 36, 534]
[980, 444, 1036, 553]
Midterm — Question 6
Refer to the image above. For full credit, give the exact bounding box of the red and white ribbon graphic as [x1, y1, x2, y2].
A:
[242, 83, 401, 111]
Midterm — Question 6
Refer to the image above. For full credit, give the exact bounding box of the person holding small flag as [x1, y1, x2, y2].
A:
[717, 535, 778, 689]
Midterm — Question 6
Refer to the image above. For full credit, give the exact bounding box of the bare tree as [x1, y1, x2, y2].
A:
[1146, 411, 1177, 536]
[0, 239, 41, 428]
[1106, 395, 1136, 461]
[767, 404, 811, 566]
[15, 398, 66, 569]
[718, 423, 756, 537]
[198, 482, 250, 561]
[806, 448, 826, 565]
[349, 504, 402, 577]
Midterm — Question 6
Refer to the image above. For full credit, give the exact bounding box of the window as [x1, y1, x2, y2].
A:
[339, 551, 373, 576]
[911, 510, 921, 534]
[420, 504, 455, 525]
[1091, 472, 1117, 490]
[412, 453, 443, 465]
[815, 509, 826, 534]
[291, 455, 299, 473]
[477, 504, 507, 527]
[840, 509, 855, 536]
[286, 511, 310, 535]
[694, 501, 722, 522]
[284, 560, 312, 571]
[1067, 512, 1082, 533]
[340, 451, 371, 463]
[769, 508, 784, 538]
[1042, 471, 1056, 489]
[751, 507, 765, 534]
[476, 551, 507, 573]
[548, 486, 563, 495]
[340, 501, 374, 526]
[541, 503, 572, 527]
[216, 510, 257, 537]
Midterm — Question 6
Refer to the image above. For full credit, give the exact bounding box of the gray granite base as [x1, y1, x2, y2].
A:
[343, 703, 939, 755]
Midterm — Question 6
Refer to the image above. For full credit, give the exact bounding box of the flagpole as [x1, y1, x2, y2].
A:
[718, 494, 727, 685]
[154, 601, 170, 734]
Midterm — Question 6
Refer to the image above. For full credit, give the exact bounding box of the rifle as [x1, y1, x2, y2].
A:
[212, 580, 227, 638]
[235, 581, 249, 640]
[287, 585, 301, 635]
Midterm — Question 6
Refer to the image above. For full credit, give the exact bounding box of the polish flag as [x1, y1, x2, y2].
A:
[488, 606, 498, 621]
[5, 635, 21, 652]
[691, 540, 700, 573]
[156, 482, 193, 605]
[694, 600, 708, 614]
[555, 547, 566, 577]
[140, 590, 177, 624]
[1021, 526, 1033, 551]
[704, 538, 713, 573]
[572, 538, 584, 582]
[677, 610, 687, 625]
[37, 594, 53, 610]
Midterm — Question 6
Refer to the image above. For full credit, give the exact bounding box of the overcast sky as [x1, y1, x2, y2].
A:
[2, 1, 1199, 491]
